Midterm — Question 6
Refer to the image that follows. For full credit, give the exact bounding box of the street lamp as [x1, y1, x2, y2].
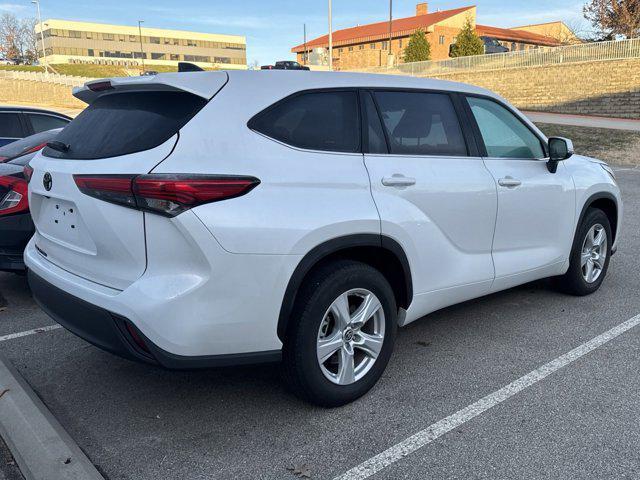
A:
[137, 20, 146, 73]
[31, 0, 48, 74]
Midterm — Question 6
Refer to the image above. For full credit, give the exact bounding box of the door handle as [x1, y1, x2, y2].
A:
[498, 176, 522, 188]
[382, 175, 416, 187]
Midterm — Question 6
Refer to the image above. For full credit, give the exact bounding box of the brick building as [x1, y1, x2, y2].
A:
[292, 4, 574, 70]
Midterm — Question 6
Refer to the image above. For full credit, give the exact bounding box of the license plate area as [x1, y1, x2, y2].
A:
[35, 196, 95, 254]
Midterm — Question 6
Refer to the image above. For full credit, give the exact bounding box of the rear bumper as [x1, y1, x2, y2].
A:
[28, 269, 282, 368]
[24, 210, 300, 365]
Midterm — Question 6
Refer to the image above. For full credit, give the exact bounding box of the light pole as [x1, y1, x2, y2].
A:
[328, 0, 332, 70]
[31, 0, 48, 74]
[137, 20, 146, 73]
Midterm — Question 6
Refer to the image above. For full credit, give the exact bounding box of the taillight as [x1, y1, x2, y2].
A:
[87, 81, 114, 92]
[24, 142, 48, 155]
[73, 174, 260, 217]
[23, 165, 33, 183]
[0, 176, 29, 216]
[0, 157, 8, 163]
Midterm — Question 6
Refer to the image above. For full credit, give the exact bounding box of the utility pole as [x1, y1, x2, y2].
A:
[138, 20, 146, 73]
[31, 1, 48, 74]
[328, 0, 333, 70]
[303, 23, 307, 65]
[388, 0, 393, 58]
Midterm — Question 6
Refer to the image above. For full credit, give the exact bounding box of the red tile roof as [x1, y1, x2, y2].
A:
[476, 24, 560, 46]
[292, 6, 475, 52]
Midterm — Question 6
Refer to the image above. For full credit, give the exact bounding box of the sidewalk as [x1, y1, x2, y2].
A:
[525, 111, 640, 132]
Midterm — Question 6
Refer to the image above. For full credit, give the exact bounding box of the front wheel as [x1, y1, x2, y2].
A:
[557, 208, 612, 296]
[282, 260, 397, 407]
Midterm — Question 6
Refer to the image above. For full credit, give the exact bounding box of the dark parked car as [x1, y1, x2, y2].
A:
[0, 107, 70, 148]
[261, 61, 310, 70]
[480, 36, 510, 54]
[0, 129, 61, 272]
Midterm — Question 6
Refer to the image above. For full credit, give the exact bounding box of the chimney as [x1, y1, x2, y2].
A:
[416, 3, 428, 16]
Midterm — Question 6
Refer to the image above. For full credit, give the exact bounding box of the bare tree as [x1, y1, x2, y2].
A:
[584, 0, 640, 39]
[20, 17, 38, 63]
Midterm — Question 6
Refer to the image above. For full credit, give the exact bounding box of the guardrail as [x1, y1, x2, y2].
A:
[0, 70, 93, 87]
[353, 37, 640, 77]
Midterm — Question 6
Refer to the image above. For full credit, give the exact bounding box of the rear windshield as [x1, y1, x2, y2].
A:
[43, 91, 207, 160]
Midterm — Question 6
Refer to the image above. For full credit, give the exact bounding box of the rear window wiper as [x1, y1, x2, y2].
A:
[46, 141, 70, 153]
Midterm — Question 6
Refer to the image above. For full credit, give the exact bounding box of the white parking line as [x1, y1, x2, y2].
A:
[0, 325, 62, 342]
[334, 313, 640, 480]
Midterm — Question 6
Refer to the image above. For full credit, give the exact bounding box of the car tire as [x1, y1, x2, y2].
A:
[282, 260, 397, 407]
[556, 208, 612, 296]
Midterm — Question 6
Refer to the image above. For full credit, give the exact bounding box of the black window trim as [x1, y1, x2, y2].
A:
[361, 87, 477, 159]
[461, 93, 550, 160]
[247, 87, 363, 155]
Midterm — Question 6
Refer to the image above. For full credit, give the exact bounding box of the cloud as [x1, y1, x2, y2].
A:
[478, 2, 585, 27]
[0, 3, 28, 13]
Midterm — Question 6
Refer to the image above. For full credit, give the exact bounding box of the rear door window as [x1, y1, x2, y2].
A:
[373, 91, 467, 156]
[0, 113, 24, 139]
[43, 91, 207, 160]
[26, 113, 69, 133]
[249, 91, 360, 153]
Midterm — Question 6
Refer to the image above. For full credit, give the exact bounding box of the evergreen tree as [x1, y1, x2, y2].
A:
[450, 17, 485, 57]
[403, 29, 431, 63]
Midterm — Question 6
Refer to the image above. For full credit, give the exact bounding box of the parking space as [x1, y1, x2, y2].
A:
[0, 167, 638, 480]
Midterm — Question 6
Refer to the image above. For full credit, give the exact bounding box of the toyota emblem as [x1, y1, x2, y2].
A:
[43, 172, 52, 191]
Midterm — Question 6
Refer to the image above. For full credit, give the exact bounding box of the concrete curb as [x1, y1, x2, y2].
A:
[0, 354, 103, 480]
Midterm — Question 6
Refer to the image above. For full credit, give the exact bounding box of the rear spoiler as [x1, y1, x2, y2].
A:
[73, 70, 229, 104]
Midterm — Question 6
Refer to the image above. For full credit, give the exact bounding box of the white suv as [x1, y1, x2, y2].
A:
[25, 71, 621, 407]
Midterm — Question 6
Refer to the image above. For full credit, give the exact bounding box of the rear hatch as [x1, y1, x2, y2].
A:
[28, 72, 228, 289]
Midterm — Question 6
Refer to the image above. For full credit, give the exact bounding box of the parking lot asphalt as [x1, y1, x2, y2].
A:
[0, 167, 638, 480]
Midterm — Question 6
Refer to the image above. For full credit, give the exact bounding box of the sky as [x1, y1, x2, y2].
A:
[0, 0, 590, 65]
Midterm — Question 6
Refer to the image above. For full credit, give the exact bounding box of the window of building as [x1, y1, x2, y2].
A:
[359, 44, 365, 50]
[170, 54, 180, 61]
[151, 53, 166, 60]
[249, 91, 360, 153]
[103, 33, 115, 41]
[370, 43, 376, 49]
[69, 30, 81, 38]
[373, 91, 467, 156]
[398, 39, 403, 48]
[150, 37, 160, 44]
[466, 96, 544, 159]
[187, 39, 197, 46]
[348, 46, 354, 51]
[338, 48, 343, 53]
[439, 35, 445, 45]
[381, 41, 388, 49]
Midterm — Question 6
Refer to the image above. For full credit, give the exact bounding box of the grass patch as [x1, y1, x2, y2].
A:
[0, 65, 45, 73]
[536, 123, 640, 167]
[52, 64, 128, 78]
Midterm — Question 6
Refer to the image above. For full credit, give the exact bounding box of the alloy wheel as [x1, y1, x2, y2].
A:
[581, 223, 607, 284]
[316, 289, 385, 385]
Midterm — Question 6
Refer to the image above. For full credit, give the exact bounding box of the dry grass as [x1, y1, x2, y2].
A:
[536, 123, 640, 167]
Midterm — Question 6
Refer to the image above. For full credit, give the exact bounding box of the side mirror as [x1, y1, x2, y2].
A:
[547, 137, 574, 173]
